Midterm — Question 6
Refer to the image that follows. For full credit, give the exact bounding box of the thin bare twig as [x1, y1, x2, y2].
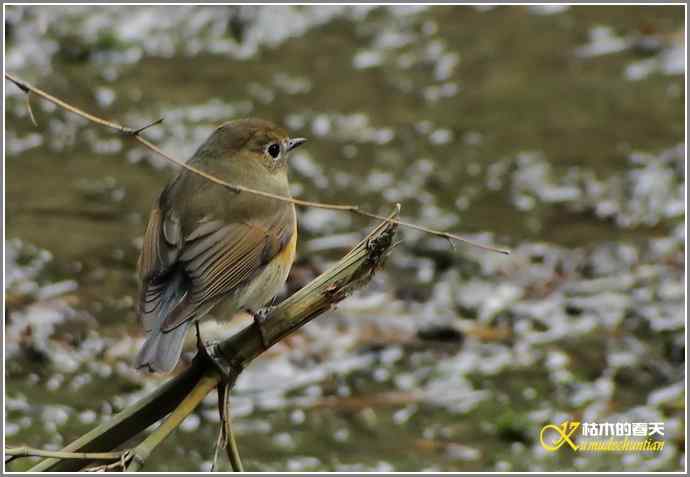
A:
[211, 383, 243, 472]
[4, 446, 124, 462]
[221, 384, 243, 472]
[211, 423, 224, 472]
[84, 451, 134, 472]
[130, 117, 164, 136]
[85, 460, 123, 472]
[5, 72, 510, 255]
[24, 92, 38, 126]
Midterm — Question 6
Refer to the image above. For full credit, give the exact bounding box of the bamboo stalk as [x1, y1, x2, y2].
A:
[125, 374, 220, 471]
[5, 447, 124, 461]
[25, 210, 400, 472]
[27, 358, 207, 472]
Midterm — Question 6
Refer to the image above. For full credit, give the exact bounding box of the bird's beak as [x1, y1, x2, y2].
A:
[286, 137, 307, 152]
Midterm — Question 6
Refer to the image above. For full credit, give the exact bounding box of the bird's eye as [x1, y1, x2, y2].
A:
[267, 143, 281, 159]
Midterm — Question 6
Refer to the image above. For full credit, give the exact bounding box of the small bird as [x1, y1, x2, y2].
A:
[135, 118, 305, 373]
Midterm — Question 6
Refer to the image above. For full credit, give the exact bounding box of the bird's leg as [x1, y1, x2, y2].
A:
[195, 321, 203, 350]
[247, 307, 273, 350]
[193, 321, 239, 383]
[194, 321, 214, 364]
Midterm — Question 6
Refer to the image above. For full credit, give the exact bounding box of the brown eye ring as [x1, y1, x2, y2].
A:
[267, 143, 281, 159]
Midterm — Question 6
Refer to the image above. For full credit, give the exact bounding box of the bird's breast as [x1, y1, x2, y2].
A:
[238, 227, 297, 311]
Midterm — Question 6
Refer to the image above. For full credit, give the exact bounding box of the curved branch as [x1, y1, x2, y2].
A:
[125, 374, 220, 471]
[217, 383, 244, 472]
[4, 72, 509, 255]
[5, 447, 124, 462]
[27, 208, 400, 472]
[26, 359, 208, 472]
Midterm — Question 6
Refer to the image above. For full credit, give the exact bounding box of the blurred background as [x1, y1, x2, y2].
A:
[4, 5, 685, 472]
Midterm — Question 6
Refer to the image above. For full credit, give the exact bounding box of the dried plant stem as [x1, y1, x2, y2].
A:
[125, 373, 220, 472]
[18, 208, 398, 473]
[27, 355, 209, 472]
[5, 447, 124, 462]
[211, 426, 224, 472]
[219, 383, 244, 472]
[4, 72, 510, 255]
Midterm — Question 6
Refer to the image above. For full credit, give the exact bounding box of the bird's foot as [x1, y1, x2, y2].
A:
[248, 307, 273, 350]
[194, 321, 241, 384]
[194, 321, 213, 362]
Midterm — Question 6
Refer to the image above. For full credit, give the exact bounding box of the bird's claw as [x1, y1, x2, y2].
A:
[248, 307, 273, 350]
[194, 323, 240, 384]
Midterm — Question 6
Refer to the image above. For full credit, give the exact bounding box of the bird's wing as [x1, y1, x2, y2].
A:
[138, 206, 181, 279]
[137, 200, 185, 332]
[158, 204, 295, 331]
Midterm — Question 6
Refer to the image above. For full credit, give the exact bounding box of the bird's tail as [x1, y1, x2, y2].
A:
[135, 321, 191, 373]
[135, 270, 192, 373]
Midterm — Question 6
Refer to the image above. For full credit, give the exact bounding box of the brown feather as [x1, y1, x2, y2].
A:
[159, 205, 295, 331]
[135, 118, 301, 372]
[137, 207, 162, 280]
